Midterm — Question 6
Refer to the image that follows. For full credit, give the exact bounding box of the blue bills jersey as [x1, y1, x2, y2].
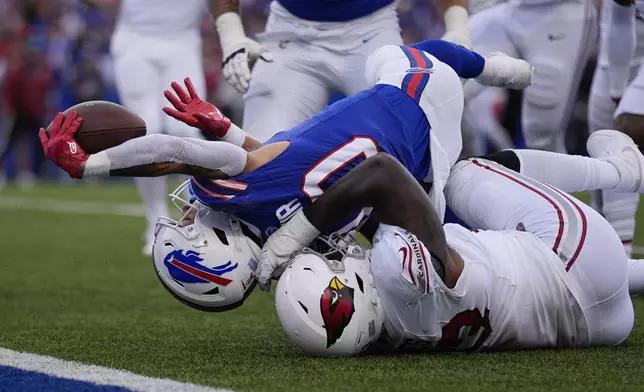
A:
[277, 0, 395, 22]
[191, 84, 431, 240]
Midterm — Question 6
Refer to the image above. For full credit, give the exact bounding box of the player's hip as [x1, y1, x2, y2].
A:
[110, 25, 201, 59]
[259, 0, 400, 50]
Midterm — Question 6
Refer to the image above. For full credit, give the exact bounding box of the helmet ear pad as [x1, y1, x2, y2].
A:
[152, 209, 260, 312]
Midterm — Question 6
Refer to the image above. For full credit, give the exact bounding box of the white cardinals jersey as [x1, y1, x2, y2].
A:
[599, 0, 644, 67]
[117, 0, 206, 36]
[370, 224, 588, 352]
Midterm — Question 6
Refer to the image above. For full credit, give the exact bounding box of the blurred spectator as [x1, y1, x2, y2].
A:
[0, 2, 53, 188]
[0, 0, 598, 186]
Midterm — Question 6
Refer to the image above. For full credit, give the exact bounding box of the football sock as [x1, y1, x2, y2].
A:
[136, 176, 169, 242]
[593, 190, 638, 257]
[511, 149, 621, 192]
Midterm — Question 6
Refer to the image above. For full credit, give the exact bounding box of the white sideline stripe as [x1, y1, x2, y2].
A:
[0, 348, 231, 392]
[0, 196, 145, 217]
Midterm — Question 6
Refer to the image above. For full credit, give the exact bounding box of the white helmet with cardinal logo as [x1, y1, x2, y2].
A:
[275, 236, 385, 356]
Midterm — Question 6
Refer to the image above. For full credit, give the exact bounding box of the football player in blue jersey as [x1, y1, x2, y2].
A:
[41, 40, 532, 307]
[211, 0, 473, 142]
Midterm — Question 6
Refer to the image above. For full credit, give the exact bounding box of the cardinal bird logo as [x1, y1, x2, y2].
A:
[320, 276, 356, 348]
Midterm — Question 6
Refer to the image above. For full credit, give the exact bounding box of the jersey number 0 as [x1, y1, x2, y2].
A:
[302, 136, 380, 200]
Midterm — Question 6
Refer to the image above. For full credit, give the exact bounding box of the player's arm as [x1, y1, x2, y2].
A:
[39, 112, 249, 180]
[437, 0, 471, 49]
[606, 0, 637, 103]
[207, 0, 273, 94]
[163, 78, 262, 151]
[303, 153, 452, 279]
[256, 153, 463, 291]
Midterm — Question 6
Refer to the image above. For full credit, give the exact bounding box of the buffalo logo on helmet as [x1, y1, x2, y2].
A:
[164, 249, 238, 287]
[320, 276, 356, 348]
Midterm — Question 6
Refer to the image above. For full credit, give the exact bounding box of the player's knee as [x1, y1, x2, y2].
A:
[614, 113, 644, 148]
[364, 45, 405, 86]
[479, 150, 520, 172]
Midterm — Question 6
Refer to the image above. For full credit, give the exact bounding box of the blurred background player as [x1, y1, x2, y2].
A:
[87, 0, 211, 255]
[463, 0, 598, 153]
[211, 0, 473, 142]
[588, 0, 643, 256]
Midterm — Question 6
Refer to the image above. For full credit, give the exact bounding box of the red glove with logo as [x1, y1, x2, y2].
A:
[163, 77, 232, 141]
[38, 111, 88, 179]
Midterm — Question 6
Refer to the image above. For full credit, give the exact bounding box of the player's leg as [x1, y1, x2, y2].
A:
[111, 29, 167, 255]
[462, 87, 513, 156]
[518, 0, 597, 152]
[161, 32, 206, 139]
[478, 123, 644, 195]
[336, 2, 402, 96]
[588, 65, 639, 255]
[461, 2, 519, 100]
[460, 3, 518, 153]
[446, 158, 633, 346]
[364, 43, 464, 220]
[243, 38, 331, 142]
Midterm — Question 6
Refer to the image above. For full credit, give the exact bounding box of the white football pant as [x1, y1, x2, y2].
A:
[587, 64, 644, 257]
[464, 0, 598, 153]
[242, 1, 403, 142]
[111, 26, 206, 249]
[448, 158, 634, 347]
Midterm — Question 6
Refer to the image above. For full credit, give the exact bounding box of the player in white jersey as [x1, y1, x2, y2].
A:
[102, 0, 211, 255]
[462, 0, 598, 153]
[210, 0, 472, 142]
[270, 130, 644, 355]
[588, 0, 644, 256]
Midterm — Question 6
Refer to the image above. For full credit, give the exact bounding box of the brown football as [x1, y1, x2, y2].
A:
[46, 101, 147, 154]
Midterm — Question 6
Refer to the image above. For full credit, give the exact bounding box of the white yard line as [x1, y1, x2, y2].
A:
[0, 348, 231, 392]
[0, 196, 145, 217]
[2, 196, 643, 256]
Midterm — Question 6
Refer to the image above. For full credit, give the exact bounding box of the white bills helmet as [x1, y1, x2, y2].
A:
[153, 181, 262, 312]
[275, 235, 385, 356]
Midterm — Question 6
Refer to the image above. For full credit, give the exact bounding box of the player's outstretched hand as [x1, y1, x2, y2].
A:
[38, 111, 88, 179]
[163, 77, 232, 140]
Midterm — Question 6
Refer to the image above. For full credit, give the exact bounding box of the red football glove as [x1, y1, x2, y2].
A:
[163, 77, 232, 140]
[38, 111, 88, 179]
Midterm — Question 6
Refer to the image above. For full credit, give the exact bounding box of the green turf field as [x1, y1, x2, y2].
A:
[1, 182, 644, 392]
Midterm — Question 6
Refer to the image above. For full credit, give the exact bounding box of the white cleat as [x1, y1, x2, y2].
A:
[475, 52, 534, 90]
[587, 129, 644, 193]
